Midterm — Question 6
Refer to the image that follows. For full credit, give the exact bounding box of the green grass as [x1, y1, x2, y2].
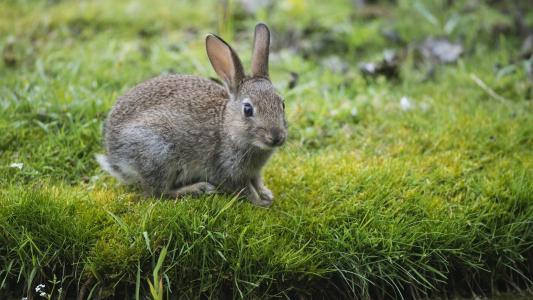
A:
[1, 0, 532, 298]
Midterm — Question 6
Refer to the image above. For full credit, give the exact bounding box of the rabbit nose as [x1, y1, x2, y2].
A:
[270, 128, 285, 146]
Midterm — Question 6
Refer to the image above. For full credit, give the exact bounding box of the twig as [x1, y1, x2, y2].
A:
[77, 277, 94, 300]
[470, 73, 510, 103]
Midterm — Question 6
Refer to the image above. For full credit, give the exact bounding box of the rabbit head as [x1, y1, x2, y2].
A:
[206, 23, 287, 150]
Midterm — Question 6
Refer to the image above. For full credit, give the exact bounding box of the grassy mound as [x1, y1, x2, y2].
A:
[1, 0, 532, 298]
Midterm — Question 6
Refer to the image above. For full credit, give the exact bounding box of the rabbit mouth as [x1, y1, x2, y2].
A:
[253, 136, 285, 150]
[253, 139, 275, 150]
[250, 128, 286, 150]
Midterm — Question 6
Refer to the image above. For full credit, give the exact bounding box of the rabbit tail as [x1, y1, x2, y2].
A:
[96, 154, 139, 184]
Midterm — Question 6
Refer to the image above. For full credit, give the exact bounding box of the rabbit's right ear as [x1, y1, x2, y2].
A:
[206, 34, 245, 94]
[251, 23, 270, 78]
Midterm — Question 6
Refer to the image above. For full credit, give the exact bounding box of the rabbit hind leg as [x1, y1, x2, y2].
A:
[168, 182, 217, 198]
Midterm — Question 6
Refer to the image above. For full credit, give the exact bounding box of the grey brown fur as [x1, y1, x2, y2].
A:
[96, 23, 287, 206]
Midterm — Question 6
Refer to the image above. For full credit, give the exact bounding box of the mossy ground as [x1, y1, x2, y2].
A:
[1, 0, 532, 298]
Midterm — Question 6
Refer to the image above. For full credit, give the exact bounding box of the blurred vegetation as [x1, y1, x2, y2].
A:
[0, 0, 532, 298]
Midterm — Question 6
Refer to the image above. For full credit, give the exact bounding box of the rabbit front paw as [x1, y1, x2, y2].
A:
[255, 197, 273, 207]
[254, 187, 273, 207]
[246, 183, 272, 207]
[258, 187, 274, 203]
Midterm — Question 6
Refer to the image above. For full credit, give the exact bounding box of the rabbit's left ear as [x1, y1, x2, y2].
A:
[206, 34, 245, 94]
[251, 23, 270, 78]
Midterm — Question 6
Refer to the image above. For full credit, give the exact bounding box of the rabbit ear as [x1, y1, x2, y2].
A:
[251, 23, 270, 78]
[206, 34, 245, 93]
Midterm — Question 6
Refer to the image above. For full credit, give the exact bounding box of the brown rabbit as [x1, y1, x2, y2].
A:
[96, 23, 287, 207]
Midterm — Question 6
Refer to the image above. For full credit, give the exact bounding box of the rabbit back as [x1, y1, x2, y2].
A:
[100, 74, 229, 195]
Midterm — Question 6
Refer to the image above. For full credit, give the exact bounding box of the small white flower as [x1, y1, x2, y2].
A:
[10, 162, 24, 169]
[400, 96, 413, 111]
[21, 297, 28, 300]
[35, 283, 45, 293]
[350, 107, 358, 117]
[39, 292, 47, 297]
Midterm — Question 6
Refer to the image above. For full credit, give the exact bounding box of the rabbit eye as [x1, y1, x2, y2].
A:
[243, 103, 254, 117]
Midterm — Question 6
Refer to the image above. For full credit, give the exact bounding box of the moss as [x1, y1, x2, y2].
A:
[1, 0, 532, 298]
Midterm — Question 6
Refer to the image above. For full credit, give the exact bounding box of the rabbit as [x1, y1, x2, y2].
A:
[96, 23, 287, 207]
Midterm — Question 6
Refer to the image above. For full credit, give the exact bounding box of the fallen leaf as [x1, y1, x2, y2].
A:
[288, 72, 299, 89]
[360, 49, 401, 80]
[420, 37, 463, 63]
[322, 56, 349, 74]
